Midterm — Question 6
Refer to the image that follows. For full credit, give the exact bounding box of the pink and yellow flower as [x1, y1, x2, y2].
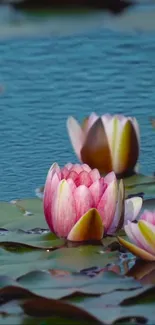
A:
[67, 113, 140, 176]
[118, 210, 155, 261]
[43, 163, 142, 241]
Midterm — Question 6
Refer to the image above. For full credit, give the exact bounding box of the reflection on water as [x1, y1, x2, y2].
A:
[1, 3, 155, 39]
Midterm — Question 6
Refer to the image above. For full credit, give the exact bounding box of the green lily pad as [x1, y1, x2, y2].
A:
[0, 245, 114, 277]
[0, 202, 23, 227]
[15, 269, 141, 299]
[121, 285, 155, 305]
[0, 194, 155, 325]
[46, 246, 119, 272]
[68, 286, 146, 308]
[124, 174, 155, 197]
[13, 199, 43, 215]
[0, 199, 47, 231]
[0, 231, 64, 250]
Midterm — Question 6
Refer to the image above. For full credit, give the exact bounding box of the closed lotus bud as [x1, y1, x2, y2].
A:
[67, 113, 140, 177]
[43, 163, 142, 242]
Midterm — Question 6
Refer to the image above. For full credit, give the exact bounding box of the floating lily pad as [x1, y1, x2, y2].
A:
[0, 199, 47, 231]
[0, 231, 64, 250]
[124, 174, 155, 198]
[0, 202, 23, 227]
[0, 194, 154, 324]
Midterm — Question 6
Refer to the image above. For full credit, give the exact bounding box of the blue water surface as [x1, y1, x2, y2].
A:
[0, 5, 155, 201]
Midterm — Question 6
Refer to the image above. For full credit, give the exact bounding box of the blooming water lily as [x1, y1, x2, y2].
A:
[118, 211, 155, 261]
[43, 163, 142, 241]
[67, 113, 140, 176]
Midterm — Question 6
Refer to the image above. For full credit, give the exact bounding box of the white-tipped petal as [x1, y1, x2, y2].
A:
[102, 115, 139, 175]
[124, 197, 143, 224]
[67, 117, 84, 159]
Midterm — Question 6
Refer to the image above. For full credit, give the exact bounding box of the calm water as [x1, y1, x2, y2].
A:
[0, 4, 155, 201]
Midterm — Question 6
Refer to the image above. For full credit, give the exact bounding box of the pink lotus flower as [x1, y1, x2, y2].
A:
[43, 163, 142, 241]
[118, 210, 155, 261]
[67, 113, 140, 176]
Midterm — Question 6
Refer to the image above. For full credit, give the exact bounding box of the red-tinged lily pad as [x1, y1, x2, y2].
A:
[21, 296, 102, 324]
[0, 285, 37, 303]
[127, 260, 155, 285]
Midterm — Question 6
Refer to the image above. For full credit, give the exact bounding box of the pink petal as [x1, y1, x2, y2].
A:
[67, 117, 84, 159]
[66, 178, 76, 192]
[43, 163, 60, 211]
[70, 164, 84, 174]
[140, 210, 155, 225]
[89, 168, 101, 182]
[52, 180, 76, 238]
[61, 167, 70, 179]
[66, 170, 78, 183]
[124, 222, 141, 247]
[104, 171, 117, 185]
[97, 178, 117, 232]
[81, 164, 92, 172]
[89, 179, 107, 206]
[65, 163, 73, 171]
[75, 171, 92, 187]
[124, 197, 143, 224]
[86, 112, 99, 133]
[73, 185, 94, 221]
[43, 165, 60, 232]
[50, 162, 61, 180]
[125, 221, 155, 255]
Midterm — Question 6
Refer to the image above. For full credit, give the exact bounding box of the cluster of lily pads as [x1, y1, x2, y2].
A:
[1, 113, 155, 324]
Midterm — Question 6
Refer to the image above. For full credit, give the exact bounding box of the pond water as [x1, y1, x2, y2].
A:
[0, 4, 155, 201]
